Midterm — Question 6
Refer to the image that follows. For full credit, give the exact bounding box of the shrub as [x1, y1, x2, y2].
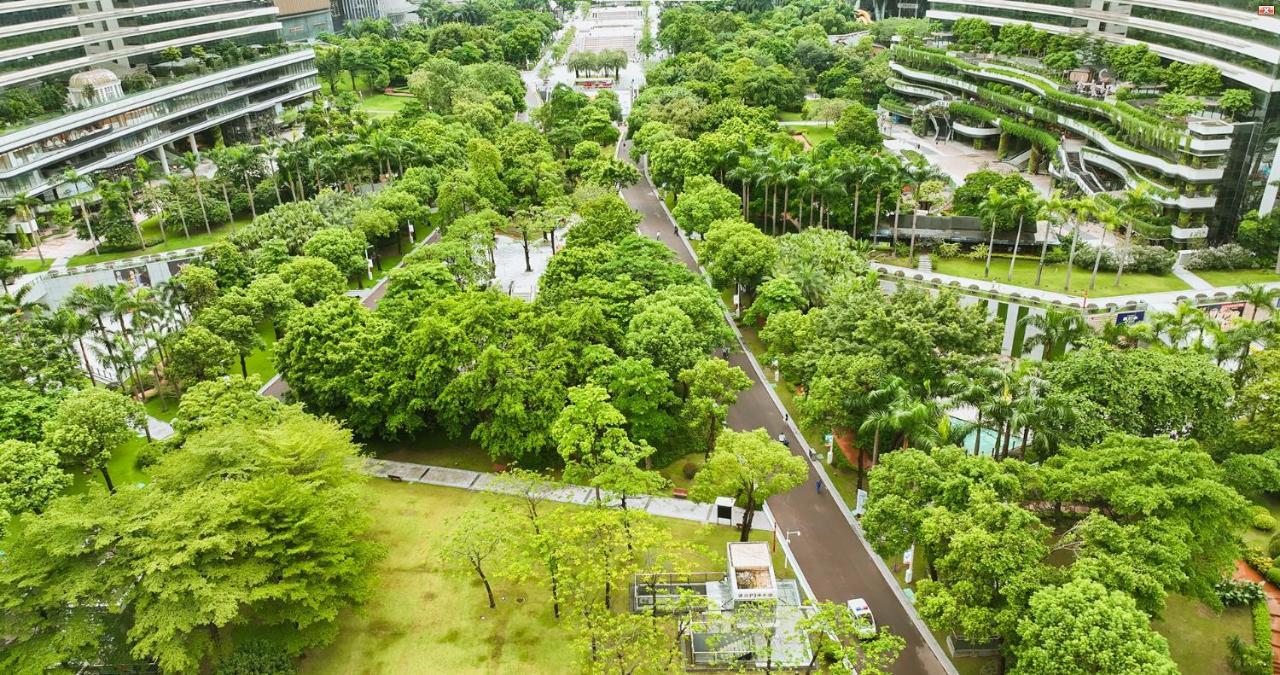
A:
[1254, 506, 1276, 531]
[967, 243, 989, 261]
[215, 640, 296, 675]
[682, 461, 700, 480]
[1216, 580, 1266, 607]
[1243, 545, 1272, 574]
[1184, 243, 1258, 271]
[1072, 243, 1175, 275]
[937, 241, 961, 258]
[1266, 566, 1280, 586]
[1228, 634, 1270, 675]
[1269, 531, 1280, 558]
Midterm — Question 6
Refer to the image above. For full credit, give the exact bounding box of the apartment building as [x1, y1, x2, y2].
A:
[911, 0, 1280, 240]
[0, 0, 318, 202]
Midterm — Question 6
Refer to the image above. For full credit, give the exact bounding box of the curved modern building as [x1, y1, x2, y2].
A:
[0, 0, 318, 202]
[913, 0, 1280, 240]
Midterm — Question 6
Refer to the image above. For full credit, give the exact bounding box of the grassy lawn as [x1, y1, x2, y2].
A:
[13, 257, 52, 273]
[364, 430, 497, 473]
[791, 124, 836, 147]
[1242, 492, 1280, 550]
[359, 93, 410, 116]
[66, 435, 149, 495]
[1152, 594, 1253, 675]
[299, 479, 781, 675]
[877, 254, 1189, 297]
[659, 452, 705, 490]
[777, 111, 806, 121]
[142, 321, 277, 422]
[67, 216, 251, 268]
[1193, 268, 1280, 288]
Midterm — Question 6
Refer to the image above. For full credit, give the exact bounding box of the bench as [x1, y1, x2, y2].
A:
[388, 474, 404, 482]
[672, 487, 688, 499]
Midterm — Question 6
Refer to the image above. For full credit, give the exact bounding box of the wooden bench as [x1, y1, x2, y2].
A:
[672, 487, 688, 499]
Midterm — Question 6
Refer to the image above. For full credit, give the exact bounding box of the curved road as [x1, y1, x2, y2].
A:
[619, 139, 954, 675]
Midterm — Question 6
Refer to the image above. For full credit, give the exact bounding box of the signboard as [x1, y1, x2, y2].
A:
[1115, 310, 1145, 326]
[855, 489, 867, 517]
[1260, 5, 1275, 15]
[1201, 301, 1247, 330]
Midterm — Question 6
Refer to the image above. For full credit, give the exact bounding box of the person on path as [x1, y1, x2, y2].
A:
[816, 478, 824, 495]
[778, 432, 790, 448]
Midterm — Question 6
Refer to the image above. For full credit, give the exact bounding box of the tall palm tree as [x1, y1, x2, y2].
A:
[904, 160, 946, 261]
[979, 188, 1009, 278]
[65, 285, 115, 355]
[176, 151, 212, 235]
[43, 306, 97, 386]
[1006, 188, 1042, 281]
[1087, 204, 1120, 290]
[867, 153, 901, 245]
[1020, 308, 1089, 361]
[1149, 300, 1201, 348]
[164, 176, 191, 239]
[1063, 196, 1095, 291]
[1114, 185, 1157, 287]
[133, 157, 165, 244]
[844, 151, 870, 239]
[777, 157, 799, 234]
[260, 135, 284, 205]
[944, 366, 1004, 456]
[727, 160, 755, 222]
[1036, 190, 1070, 287]
[1235, 283, 1280, 321]
[857, 377, 908, 485]
[61, 168, 100, 255]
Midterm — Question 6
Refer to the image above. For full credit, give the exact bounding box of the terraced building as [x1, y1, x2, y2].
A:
[0, 0, 318, 203]
[884, 2, 1280, 243]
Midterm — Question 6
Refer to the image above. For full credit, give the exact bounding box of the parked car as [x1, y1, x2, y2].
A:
[846, 597, 876, 638]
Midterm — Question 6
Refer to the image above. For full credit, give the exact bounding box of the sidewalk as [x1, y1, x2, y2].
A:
[364, 458, 770, 531]
[1232, 560, 1280, 672]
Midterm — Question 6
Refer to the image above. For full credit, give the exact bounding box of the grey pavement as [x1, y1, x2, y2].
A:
[620, 136, 956, 675]
[363, 458, 769, 530]
[143, 415, 174, 441]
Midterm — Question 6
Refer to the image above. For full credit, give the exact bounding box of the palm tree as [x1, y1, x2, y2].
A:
[260, 135, 284, 205]
[44, 306, 97, 386]
[61, 168, 100, 255]
[176, 151, 212, 235]
[1087, 204, 1120, 290]
[1006, 188, 1042, 281]
[1114, 185, 1157, 287]
[979, 188, 1009, 278]
[1149, 300, 1200, 348]
[727, 161, 755, 221]
[845, 151, 870, 239]
[133, 157, 165, 245]
[867, 153, 901, 245]
[778, 157, 799, 234]
[65, 285, 115, 355]
[164, 175, 191, 239]
[1021, 308, 1090, 361]
[904, 160, 946, 261]
[1036, 190, 1070, 287]
[1063, 196, 1095, 291]
[1097, 319, 1154, 349]
[944, 366, 1004, 456]
[1236, 283, 1280, 321]
[856, 377, 908, 486]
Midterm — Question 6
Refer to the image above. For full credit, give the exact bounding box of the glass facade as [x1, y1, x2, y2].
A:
[0, 0, 315, 199]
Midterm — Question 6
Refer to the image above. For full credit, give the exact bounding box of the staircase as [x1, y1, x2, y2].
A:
[917, 255, 933, 274]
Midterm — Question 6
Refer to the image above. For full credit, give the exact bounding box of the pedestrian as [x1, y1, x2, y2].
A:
[816, 478, 823, 495]
[777, 432, 789, 448]
[783, 413, 789, 424]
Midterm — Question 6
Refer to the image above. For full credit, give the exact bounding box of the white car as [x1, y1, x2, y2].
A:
[847, 598, 876, 638]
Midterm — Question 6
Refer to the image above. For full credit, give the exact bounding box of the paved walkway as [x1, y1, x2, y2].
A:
[365, 458, 770, 530]
[1233, 560, 1280, 672]
[621, 137, 955, 675]
[1172, 264, 1215, 291]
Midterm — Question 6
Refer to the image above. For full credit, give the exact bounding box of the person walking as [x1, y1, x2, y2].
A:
[816, 478, 824, 495]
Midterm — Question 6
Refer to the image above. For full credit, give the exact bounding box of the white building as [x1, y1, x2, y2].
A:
[0, 0, 318, 202]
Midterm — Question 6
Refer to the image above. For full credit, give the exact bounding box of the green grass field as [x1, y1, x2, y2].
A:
[364, 430, 496, 473]
[299, 480, 781, 675]
[359, 93, 411, 116]
[791, 124, 836, 147]
[67, 216, 251, 268]
[1152, 594, 1253, 675]
[13, 257, 52, 273]
[777, 111, 807, 122]
[65, 435, 150, 495]
[1192, 268, 1280, 288]
[878, 254, 1189, 297]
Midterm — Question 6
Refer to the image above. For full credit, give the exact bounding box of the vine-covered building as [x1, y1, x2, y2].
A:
[889, 0, 1280, 242]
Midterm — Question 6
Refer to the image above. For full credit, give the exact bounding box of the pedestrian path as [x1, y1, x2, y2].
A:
[1171, 264, 1214, 291]
[144, 415, 173, 441]
[1232, 560, 1280, 673]
[364, 458, 771, 531]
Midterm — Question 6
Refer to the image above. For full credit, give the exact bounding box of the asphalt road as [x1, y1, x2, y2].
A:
[619, 139, 953, 675]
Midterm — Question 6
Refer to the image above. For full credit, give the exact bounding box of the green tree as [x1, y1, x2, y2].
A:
[41, 387, 143, 494]
[690, 429, 808, 541]
[173, 263, 220, 313]
[0, 440, 69, 518]
[0, 410, 382, 673]
[278, 256, 348, 306]
[833, 102, 882, 149]
[172, 376, 286, 439]
[566, 194, 642, 247]
[303, 227, 368, 283]
[1009, 579, 1178, 675]
[553, 384, 643, 502]
[794, 600, 906, 675]
[1218, 88, 1255, 121]
[439, 505, 509, 609]
[671, 175, 741, 238]
[743, 275, 807, 326]
[167, 325, 237, 386]
[679, 358, 752, 457]
[701, 218, 778, 293]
